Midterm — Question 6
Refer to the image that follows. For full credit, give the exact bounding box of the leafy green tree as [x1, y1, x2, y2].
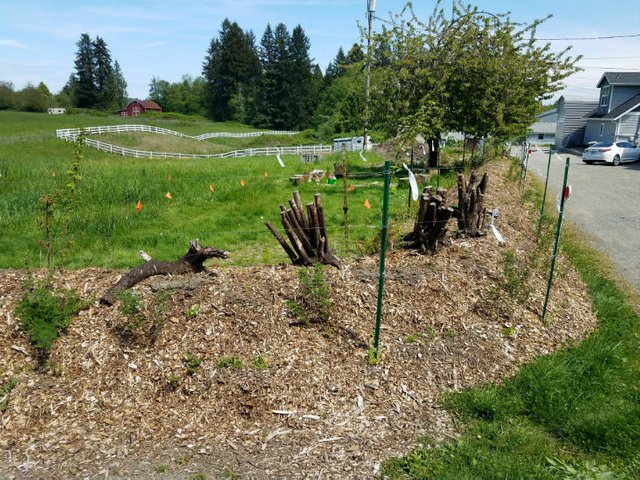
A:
[0, 81, 15, 110]
[371, 0, 580, 161]
[149, 75, 205, 115]
[15, 83, 49, 112]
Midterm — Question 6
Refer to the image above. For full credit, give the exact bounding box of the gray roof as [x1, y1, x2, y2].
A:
[596, 72, 640, 88]
[529, 122, 557, 134]
[602, 94, 640, 119]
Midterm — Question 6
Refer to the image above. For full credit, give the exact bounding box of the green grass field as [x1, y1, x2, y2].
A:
[0, 111, 426, 269]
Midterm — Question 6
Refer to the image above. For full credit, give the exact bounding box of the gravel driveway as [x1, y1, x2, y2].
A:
[525, 149, 640, 293]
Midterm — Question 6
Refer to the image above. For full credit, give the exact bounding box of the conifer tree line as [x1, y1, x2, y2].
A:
[63, 34, 128, 111]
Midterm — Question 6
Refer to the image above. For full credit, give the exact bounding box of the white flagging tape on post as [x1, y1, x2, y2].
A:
[276, 150, 285, 168]
[536, 146, 544, 154]
[402, 163, 419, 201]
[359, 150, 367, 162]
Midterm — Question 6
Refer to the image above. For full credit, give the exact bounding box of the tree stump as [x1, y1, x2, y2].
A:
[404, 186, 454, 252]
[100, 240, 228, 305]
[266, 191, 342, 268]
[453, 171, 488, 237]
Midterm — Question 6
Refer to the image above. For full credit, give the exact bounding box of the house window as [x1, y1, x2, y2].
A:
[600, 85, 610, 107]
[599, 123, 604, 136]
[132, 106, 141, 116]
[538, 134, 544, 140]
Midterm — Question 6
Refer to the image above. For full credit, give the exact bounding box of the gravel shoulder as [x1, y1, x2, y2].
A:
[526, 150, 640, 294]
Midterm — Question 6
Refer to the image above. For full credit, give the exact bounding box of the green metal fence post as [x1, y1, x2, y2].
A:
[372, 160, 392, 361]
[542, 157, 570, 324]
[536, 146, 553, 241]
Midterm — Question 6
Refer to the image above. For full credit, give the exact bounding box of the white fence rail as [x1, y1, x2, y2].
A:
[81, 137, 332, 159]
[56, 124, 298, 142]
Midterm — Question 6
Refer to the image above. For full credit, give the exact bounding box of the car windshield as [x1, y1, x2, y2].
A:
[591, 142, 613, 148]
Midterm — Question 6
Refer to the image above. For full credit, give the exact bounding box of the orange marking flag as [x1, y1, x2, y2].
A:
[349, 184, 355, 192]
[364, 199, 371, 209]
[168, 175, 172, 182]
[264, 171, 269, 177]
[240, 179, 246, 187]
[209, 183, 214, 192]
[165, 191, 173, 200]
[135, 200, 143, 212]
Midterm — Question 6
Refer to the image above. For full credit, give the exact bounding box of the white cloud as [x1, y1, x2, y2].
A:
[0, 39, 34, 50]
[141, 41, 170, 49]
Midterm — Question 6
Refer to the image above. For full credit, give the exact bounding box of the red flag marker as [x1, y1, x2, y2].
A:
[135, 200, 142, 212]
[349, 184, 355, 192]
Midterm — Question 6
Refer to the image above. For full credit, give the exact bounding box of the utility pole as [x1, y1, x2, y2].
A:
[363, 0, 376, 152]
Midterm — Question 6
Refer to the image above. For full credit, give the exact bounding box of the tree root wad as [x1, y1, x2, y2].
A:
[100, 240, 228, 305]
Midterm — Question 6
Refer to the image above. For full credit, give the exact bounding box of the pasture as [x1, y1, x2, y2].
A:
[0, 111, 412, 269]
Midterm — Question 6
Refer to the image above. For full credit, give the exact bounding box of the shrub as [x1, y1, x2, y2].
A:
[15, 278, 88, 354]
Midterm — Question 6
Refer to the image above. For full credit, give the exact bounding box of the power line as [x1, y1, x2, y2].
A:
[537, 33, 640, 41]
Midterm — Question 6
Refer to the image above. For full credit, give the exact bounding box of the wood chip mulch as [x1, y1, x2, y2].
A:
[0, 160, 597, 479]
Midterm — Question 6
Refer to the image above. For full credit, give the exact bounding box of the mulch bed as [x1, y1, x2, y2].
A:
[0, 160, 597, 478]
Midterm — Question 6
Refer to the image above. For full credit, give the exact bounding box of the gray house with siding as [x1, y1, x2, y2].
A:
[554, 96, 598, 148]
[584, 72, 640, 144]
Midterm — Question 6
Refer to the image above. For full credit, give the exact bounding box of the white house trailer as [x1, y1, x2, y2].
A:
[554, 96, 598, 148]
[333, 136, 365, 152]
[47, 108, 66, 115]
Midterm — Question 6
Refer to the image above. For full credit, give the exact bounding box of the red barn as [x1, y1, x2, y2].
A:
[118, 100, 162, 117]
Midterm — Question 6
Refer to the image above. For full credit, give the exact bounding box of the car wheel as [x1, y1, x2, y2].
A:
[612, 155, 621, 166]
[585, 161, 594, 165]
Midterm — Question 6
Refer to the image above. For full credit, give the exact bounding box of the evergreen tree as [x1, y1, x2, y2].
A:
[270, 23, 292, 129]
[202, 19, 261, 122]
[287, 25, 316, 129]
[325, 47, 347, 84]
[108, 60, 128, 110]
[345, 43, 365, 64]
[92, 36, 114, 109]
[73, 33, 96, 108]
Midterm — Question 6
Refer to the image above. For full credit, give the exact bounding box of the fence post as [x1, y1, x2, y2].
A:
[536, 146, 553, 241]
[542, 157, 570, 323]
[372, 160, 392, 362]
[342, 144, 349, 254]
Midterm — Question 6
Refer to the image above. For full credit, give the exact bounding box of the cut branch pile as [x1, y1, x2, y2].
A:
[404, 185, 454, 253]
[100, 240, 228, 305]
[266, 191, 341, 268]
[454, 171, 489, 237]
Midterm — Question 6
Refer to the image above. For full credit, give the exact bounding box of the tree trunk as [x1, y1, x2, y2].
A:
[453, 171, 488, 237]
[404, 186, 454, 253]
[266, 191, 342, 268]
[100, 240, 228, 305]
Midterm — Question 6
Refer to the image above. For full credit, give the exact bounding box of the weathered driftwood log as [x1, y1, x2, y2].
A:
[453, 171, 488, 237]
[100, 240, 228, 305]
[404, 185, 454, 252]
[266, 191, 342, 268]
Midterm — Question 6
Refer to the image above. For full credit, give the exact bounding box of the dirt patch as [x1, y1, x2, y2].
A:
[0, 160, 597, 478]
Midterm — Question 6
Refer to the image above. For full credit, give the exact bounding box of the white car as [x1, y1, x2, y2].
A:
[582, 141, 640, 166]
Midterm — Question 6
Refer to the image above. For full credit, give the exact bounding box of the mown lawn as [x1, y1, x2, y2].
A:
[0, 111, 425, 269]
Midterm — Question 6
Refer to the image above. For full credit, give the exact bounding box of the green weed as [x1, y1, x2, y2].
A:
[216, 357, 243, 369]
[155, 464, 169, 473]
[250, 355, 269, 370]
[186, 304, 200, 318]
[0, 377, 17, 412]
[184, 352, 203, 375]
[167, 374, 181, 391]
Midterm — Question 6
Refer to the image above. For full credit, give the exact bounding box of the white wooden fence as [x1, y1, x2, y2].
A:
[54, 124, 326, 159]
[55, 124, 298, 142]
[79, 138, 333, 159]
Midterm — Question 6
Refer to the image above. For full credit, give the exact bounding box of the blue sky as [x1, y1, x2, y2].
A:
[1, 0, 639, 101]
